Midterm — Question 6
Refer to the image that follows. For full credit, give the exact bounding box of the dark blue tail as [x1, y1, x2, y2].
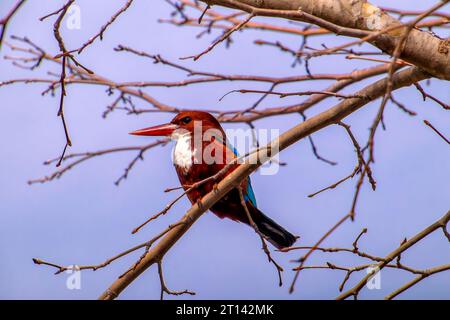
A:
[252, 207, 297, 249]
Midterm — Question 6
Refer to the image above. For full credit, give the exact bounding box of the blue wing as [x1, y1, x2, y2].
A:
[231, 145, 257, 208]
[245, 178, 258, 208]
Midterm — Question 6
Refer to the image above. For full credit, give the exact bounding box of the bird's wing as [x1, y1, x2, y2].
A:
[229, 142, 258, 208]
[210, 135, 258, 208]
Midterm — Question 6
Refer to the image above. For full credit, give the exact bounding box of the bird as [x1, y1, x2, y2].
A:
[130, 111, 297, 249]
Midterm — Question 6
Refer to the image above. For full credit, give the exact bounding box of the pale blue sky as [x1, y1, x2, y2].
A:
[0, 0, 449, 299]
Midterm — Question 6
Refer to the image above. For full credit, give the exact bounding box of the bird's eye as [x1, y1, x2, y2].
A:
[181, 116, 192, 124]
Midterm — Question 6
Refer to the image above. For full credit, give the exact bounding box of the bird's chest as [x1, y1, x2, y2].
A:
[172, 136, 237, 204]
[173, 137, 217, 183]
[172, 135, 196, 175]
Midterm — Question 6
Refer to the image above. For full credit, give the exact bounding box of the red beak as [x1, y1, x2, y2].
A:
[129, 123, 178, 136]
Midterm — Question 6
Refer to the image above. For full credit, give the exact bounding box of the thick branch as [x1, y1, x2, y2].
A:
[201, 0, 450, 80]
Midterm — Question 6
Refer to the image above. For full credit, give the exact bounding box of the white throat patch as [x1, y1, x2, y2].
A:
[172, 132, 194, 174]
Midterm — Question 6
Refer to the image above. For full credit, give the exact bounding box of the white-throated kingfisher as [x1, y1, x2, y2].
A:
[130, 111, 296, 249]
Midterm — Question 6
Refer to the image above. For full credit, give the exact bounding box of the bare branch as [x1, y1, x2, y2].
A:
[423, 120, 450, 145]
[238, 186, 284, 286]
[337, 210, 450, 300]
[0, 0, 26, 49]
[157, 260, 195, 300]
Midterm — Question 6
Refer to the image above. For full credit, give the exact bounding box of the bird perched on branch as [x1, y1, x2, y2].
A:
[130, 111, 296, 249]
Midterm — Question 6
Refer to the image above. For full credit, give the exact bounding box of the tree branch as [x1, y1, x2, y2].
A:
[337, 210, 450, 300]
[200, 0, 450, 80]
[0, 0, 26, 49]
[98, 66, 429, 300]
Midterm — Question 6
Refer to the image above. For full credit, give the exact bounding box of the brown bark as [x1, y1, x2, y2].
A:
[203, 0, 450, 80]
